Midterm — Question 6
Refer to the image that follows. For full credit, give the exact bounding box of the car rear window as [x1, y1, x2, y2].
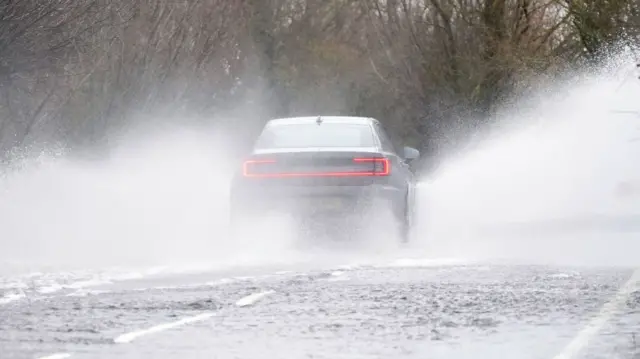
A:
[254, 123, 376, 149]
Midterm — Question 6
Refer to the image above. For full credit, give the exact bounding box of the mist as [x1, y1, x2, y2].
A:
[1, 53, 640, 277]
[0, 123, 401, 277]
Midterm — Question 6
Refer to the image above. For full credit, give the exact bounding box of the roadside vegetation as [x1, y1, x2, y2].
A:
[0, 0, 638, 161]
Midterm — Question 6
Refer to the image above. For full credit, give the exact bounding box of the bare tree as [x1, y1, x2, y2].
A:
[0, 0, 637, 160]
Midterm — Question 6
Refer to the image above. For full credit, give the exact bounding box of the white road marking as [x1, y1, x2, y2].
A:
[113, 312, 215, 344]
[552, 268, 640, 359]
[0, 291, 26, 305]
[382, 257, 470, 268]
[235, 290, 275, 307]
[36, 353, 72, 359]
[326, 271, 349, 282]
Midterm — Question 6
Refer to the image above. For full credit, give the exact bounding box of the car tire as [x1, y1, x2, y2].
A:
[397, 199, 412, 244]
[367, 196, 410, 244]
[228, 200, 250, 240]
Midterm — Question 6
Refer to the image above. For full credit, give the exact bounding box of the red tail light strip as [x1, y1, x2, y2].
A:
[243, 158, 390, 178]
[353, 157, 390, 176]
[242, 159, 276, 177]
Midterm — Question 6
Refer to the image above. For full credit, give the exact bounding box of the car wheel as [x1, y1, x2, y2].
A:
[229, 201, 251, 240]
[397, 199, 412, 244]
[367, 197, 410, 244]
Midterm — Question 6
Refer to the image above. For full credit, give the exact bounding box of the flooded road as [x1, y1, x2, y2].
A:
[2, 255, 639, 359]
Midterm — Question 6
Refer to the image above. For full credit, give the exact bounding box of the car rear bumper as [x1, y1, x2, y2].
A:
[230, 184, 405, 219]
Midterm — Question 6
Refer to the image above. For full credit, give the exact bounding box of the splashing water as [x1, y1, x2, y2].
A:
[0, 127, 313, 276]
[1, 52, 639, 284]
[414, 52, 640, 267]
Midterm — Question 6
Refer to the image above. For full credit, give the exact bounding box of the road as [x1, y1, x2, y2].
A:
[2, 236, 640, 359]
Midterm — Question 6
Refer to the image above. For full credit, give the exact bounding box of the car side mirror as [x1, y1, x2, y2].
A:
[403, 146, 420, 162]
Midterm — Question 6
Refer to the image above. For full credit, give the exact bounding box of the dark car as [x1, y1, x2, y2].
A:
[229, 116, 420, 242]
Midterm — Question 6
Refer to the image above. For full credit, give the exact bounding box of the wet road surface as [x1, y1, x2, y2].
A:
[2, 260, 639, 359]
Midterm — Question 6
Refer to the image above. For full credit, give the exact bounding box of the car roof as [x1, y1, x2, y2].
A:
[266, 116, 379, 126]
